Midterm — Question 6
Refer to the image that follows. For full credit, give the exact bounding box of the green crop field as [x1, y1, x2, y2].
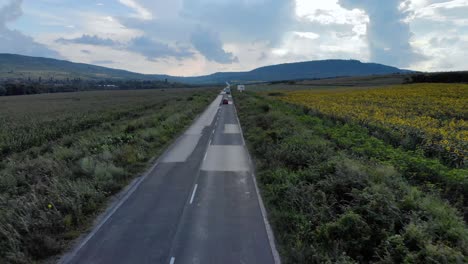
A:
[0, 89, 216, 263]
[235, 87, 467, 263]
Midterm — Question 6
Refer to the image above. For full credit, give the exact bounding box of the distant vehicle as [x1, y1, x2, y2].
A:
[222, 98, 229, 105]
[225, 88, 231, 94]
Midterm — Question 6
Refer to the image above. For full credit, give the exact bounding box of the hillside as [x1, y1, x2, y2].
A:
[0, 53, 151, 81]
[173, 60, 411, 84]
[0, 54, 410, 84]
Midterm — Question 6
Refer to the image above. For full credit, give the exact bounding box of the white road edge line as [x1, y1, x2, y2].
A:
[233, 99, 282, 264]
[189, 184, 198, 204]
[236, 116, 246, 146]
[170, 256, 176, 264]
[59, 161, 159, 264]
[203, 151, 208, 161]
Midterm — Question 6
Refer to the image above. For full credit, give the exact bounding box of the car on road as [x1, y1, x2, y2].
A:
[222, 98, 229, 105]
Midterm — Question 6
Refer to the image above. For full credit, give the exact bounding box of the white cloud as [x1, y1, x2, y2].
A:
[118, 0, 152, 20]
[290, 0, 369, 61]
[274, 29, 369, 62]
[404, 0, 468, 71]
[77, 13, 142, 42]
[190, 27, 238, 64]
[296, 0, 368, 26]
[294, 31, 320, 40]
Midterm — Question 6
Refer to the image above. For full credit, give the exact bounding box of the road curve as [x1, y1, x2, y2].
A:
[60, 93, 279, 264]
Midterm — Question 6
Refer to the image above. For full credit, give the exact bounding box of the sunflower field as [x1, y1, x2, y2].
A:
[235, 90, 468, 263]
[280, 83, 467, 168]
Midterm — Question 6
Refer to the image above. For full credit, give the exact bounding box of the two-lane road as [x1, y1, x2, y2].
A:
[61, 93, 279, 264]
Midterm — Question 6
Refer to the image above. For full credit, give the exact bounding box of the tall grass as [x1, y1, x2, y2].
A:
[0, 89, 216, 263]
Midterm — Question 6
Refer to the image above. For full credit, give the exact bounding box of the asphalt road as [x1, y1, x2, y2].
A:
[61, 93, 279, 264]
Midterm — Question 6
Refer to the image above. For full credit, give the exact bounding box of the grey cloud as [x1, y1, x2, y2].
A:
[0, 29, 61, 58]
[430, 36, 460, 47]
[339, 0, 425, 67]
[295, 17, 355, 36]
[56, 34, 117, 46]
[434, 60, 454, 69]
[258, 52, 267, 61]
[55, 32, 194, 61]
[412, 17, 456, 34]
[118, 0, 298, 63]
[190, 28, 238, 64]
[0, 0, 22, 24]
[127, 36, 194, 61]
[181, 0, 296, 44]
[437, 6, 468, 20]
[0, 0, 61, 58]
[118, 17, 191, 43]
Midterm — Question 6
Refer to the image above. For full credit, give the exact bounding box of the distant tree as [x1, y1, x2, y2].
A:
[0, 85, 6, 96]
[410, 72, 468, 83]
[5, 83, 26, 95]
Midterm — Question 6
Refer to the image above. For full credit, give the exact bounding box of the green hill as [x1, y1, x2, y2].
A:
[0, 53, 411, 84]
[0, 53, 154, 80]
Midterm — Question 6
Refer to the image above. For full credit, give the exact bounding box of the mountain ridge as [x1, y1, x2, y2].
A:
[0, 53, 411, 84]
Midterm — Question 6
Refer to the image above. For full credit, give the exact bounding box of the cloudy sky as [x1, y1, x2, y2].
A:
[0, 0, 467, 76]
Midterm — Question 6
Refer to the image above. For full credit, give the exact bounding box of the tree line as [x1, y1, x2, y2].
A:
[410, 71, 468, 83]
[0, 78, 189, 96]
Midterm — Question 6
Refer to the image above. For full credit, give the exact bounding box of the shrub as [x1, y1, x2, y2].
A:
[272, 135, 333, 170]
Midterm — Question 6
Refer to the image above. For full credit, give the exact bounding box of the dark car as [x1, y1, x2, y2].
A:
[222, 98, 229, 105]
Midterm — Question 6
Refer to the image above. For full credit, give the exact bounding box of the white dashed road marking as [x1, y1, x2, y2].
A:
[189, 184, 198, 204]
[223, 124, 241, 134]
[201, 145, 250, 172]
